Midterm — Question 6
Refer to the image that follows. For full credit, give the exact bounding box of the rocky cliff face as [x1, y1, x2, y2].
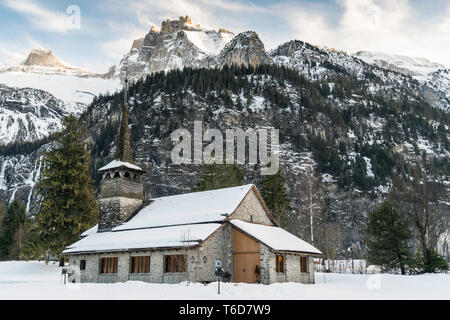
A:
[353, 51, 445, 78]
[0, 84, 68, 145]
[24, 49, 67, 68]
[353, 51, 450, 111]
[114, 16, 271, 81]
[2, 49, 95, 77]
[217, 31, 272, 67]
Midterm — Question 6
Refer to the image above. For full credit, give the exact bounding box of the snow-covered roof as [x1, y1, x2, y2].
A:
[98, 160, 143, 172]
[230, 220, 322, 255]
[63, 223, 221, 254]
[113, 185, 253, 231]
[81, 225, 98, 237]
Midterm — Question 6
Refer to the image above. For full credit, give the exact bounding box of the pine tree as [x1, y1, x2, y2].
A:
[365, 198, 413, 275]
[0, 202, 5, 238]
[36, 116, 98, 257]
[194, 163, 244, 192]
[0, 198, 26, 259]
[259, 171, 291, 228]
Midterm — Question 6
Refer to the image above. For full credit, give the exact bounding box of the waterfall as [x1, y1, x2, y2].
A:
[26, 156, 43, 215]
[9, 188, 17, 205]
[0, 158, 8, 191]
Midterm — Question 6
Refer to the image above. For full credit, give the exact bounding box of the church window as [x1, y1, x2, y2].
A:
[100, 257, 118, 274]
[164, 255, 186, 273]
[130, 256, 150, 274]
[276, 255, 284, 273]
[300, 257, 308, 273]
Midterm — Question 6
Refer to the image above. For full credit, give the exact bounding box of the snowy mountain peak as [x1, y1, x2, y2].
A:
[0, 48, 97, 78]
[218, 31, 272, 67]
[160, 15, 201, 34]
[149, 25, 160, 33]
[113, 15, 237, 80]
[23, 48, 68, 68]
[353, 51, 446, 78]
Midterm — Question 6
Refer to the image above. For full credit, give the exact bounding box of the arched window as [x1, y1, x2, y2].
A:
[104, 173, 111, 180]
[124, 172, 131, 179]
[114, 172, 121, 178]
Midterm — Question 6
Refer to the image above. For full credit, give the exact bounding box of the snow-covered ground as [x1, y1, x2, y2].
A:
[0, 261, 448, 300]
[0, 71, 121, 106]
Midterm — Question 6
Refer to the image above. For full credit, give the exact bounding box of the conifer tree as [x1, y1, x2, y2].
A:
[36, 116, 98, 257]
[194, 163, 244, 192]
[0, 198, 26, 259]
[0, 202, 5, 239]
[259, 171, 291, 228]
[365, 198, 413, 275]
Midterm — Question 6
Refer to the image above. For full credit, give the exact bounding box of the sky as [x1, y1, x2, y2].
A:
[0, 0, 449, 72]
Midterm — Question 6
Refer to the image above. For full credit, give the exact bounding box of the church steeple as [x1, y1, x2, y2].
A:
[96, 76, 146, 232]
[115, 77, 134, 163]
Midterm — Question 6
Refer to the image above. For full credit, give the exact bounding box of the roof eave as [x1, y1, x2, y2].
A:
[98, 165, 146, 173]
[62, 243, 201, 256]
[229, 221, 322, 257]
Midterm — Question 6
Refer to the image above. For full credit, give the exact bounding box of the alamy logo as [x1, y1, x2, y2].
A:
[66, 5, 81, 30]
[171, 121, 280, 175]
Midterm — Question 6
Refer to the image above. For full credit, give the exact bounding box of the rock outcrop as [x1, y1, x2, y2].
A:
[217, 31, 272, 67]
[24, 49, 68, 68]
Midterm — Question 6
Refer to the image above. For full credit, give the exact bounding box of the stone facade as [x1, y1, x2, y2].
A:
[229, 189, 273, 225]
[98, 196, 143, 232]
[259, 244, 314, 284]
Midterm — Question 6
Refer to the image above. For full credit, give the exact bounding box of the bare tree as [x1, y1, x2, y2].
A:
[392, 165, 449, 267]
[295, 167, 324, 245]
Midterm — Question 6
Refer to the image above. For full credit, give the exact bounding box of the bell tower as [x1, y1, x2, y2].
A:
[97, 78, 145, 232]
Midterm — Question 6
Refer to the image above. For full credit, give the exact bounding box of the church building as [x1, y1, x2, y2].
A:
[63, 79, 322, 284]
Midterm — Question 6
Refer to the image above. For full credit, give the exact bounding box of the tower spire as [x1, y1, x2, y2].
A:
[115, 75, 134, 163]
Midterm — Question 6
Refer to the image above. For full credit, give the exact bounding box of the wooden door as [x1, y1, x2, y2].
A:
[233, 228, 261, 283]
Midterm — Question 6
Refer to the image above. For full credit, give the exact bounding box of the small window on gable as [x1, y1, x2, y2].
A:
[80, 260, 86, 271]
[124, 172, 131, 179]
[164, 255, 186, 273]
[300, 257, 308, 273]
[104, 173, 111, 180]
[114, 172, 121, 178]
[276, 255, 284, 273]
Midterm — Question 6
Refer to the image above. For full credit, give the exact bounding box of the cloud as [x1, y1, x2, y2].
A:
[281, 0, 450, 66]
[3, 0, 79, 33]
[0, 36, 42, 65]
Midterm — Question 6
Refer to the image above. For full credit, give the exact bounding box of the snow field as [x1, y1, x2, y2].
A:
[0, 261, 448, 300]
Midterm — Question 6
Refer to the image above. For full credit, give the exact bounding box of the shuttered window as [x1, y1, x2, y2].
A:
[164, 255, 186, 273]
[130, 256, 150, 274]
[276, 255, 284, 273]
[300, 257, 308, 273]
[100, 257, 118, 274]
